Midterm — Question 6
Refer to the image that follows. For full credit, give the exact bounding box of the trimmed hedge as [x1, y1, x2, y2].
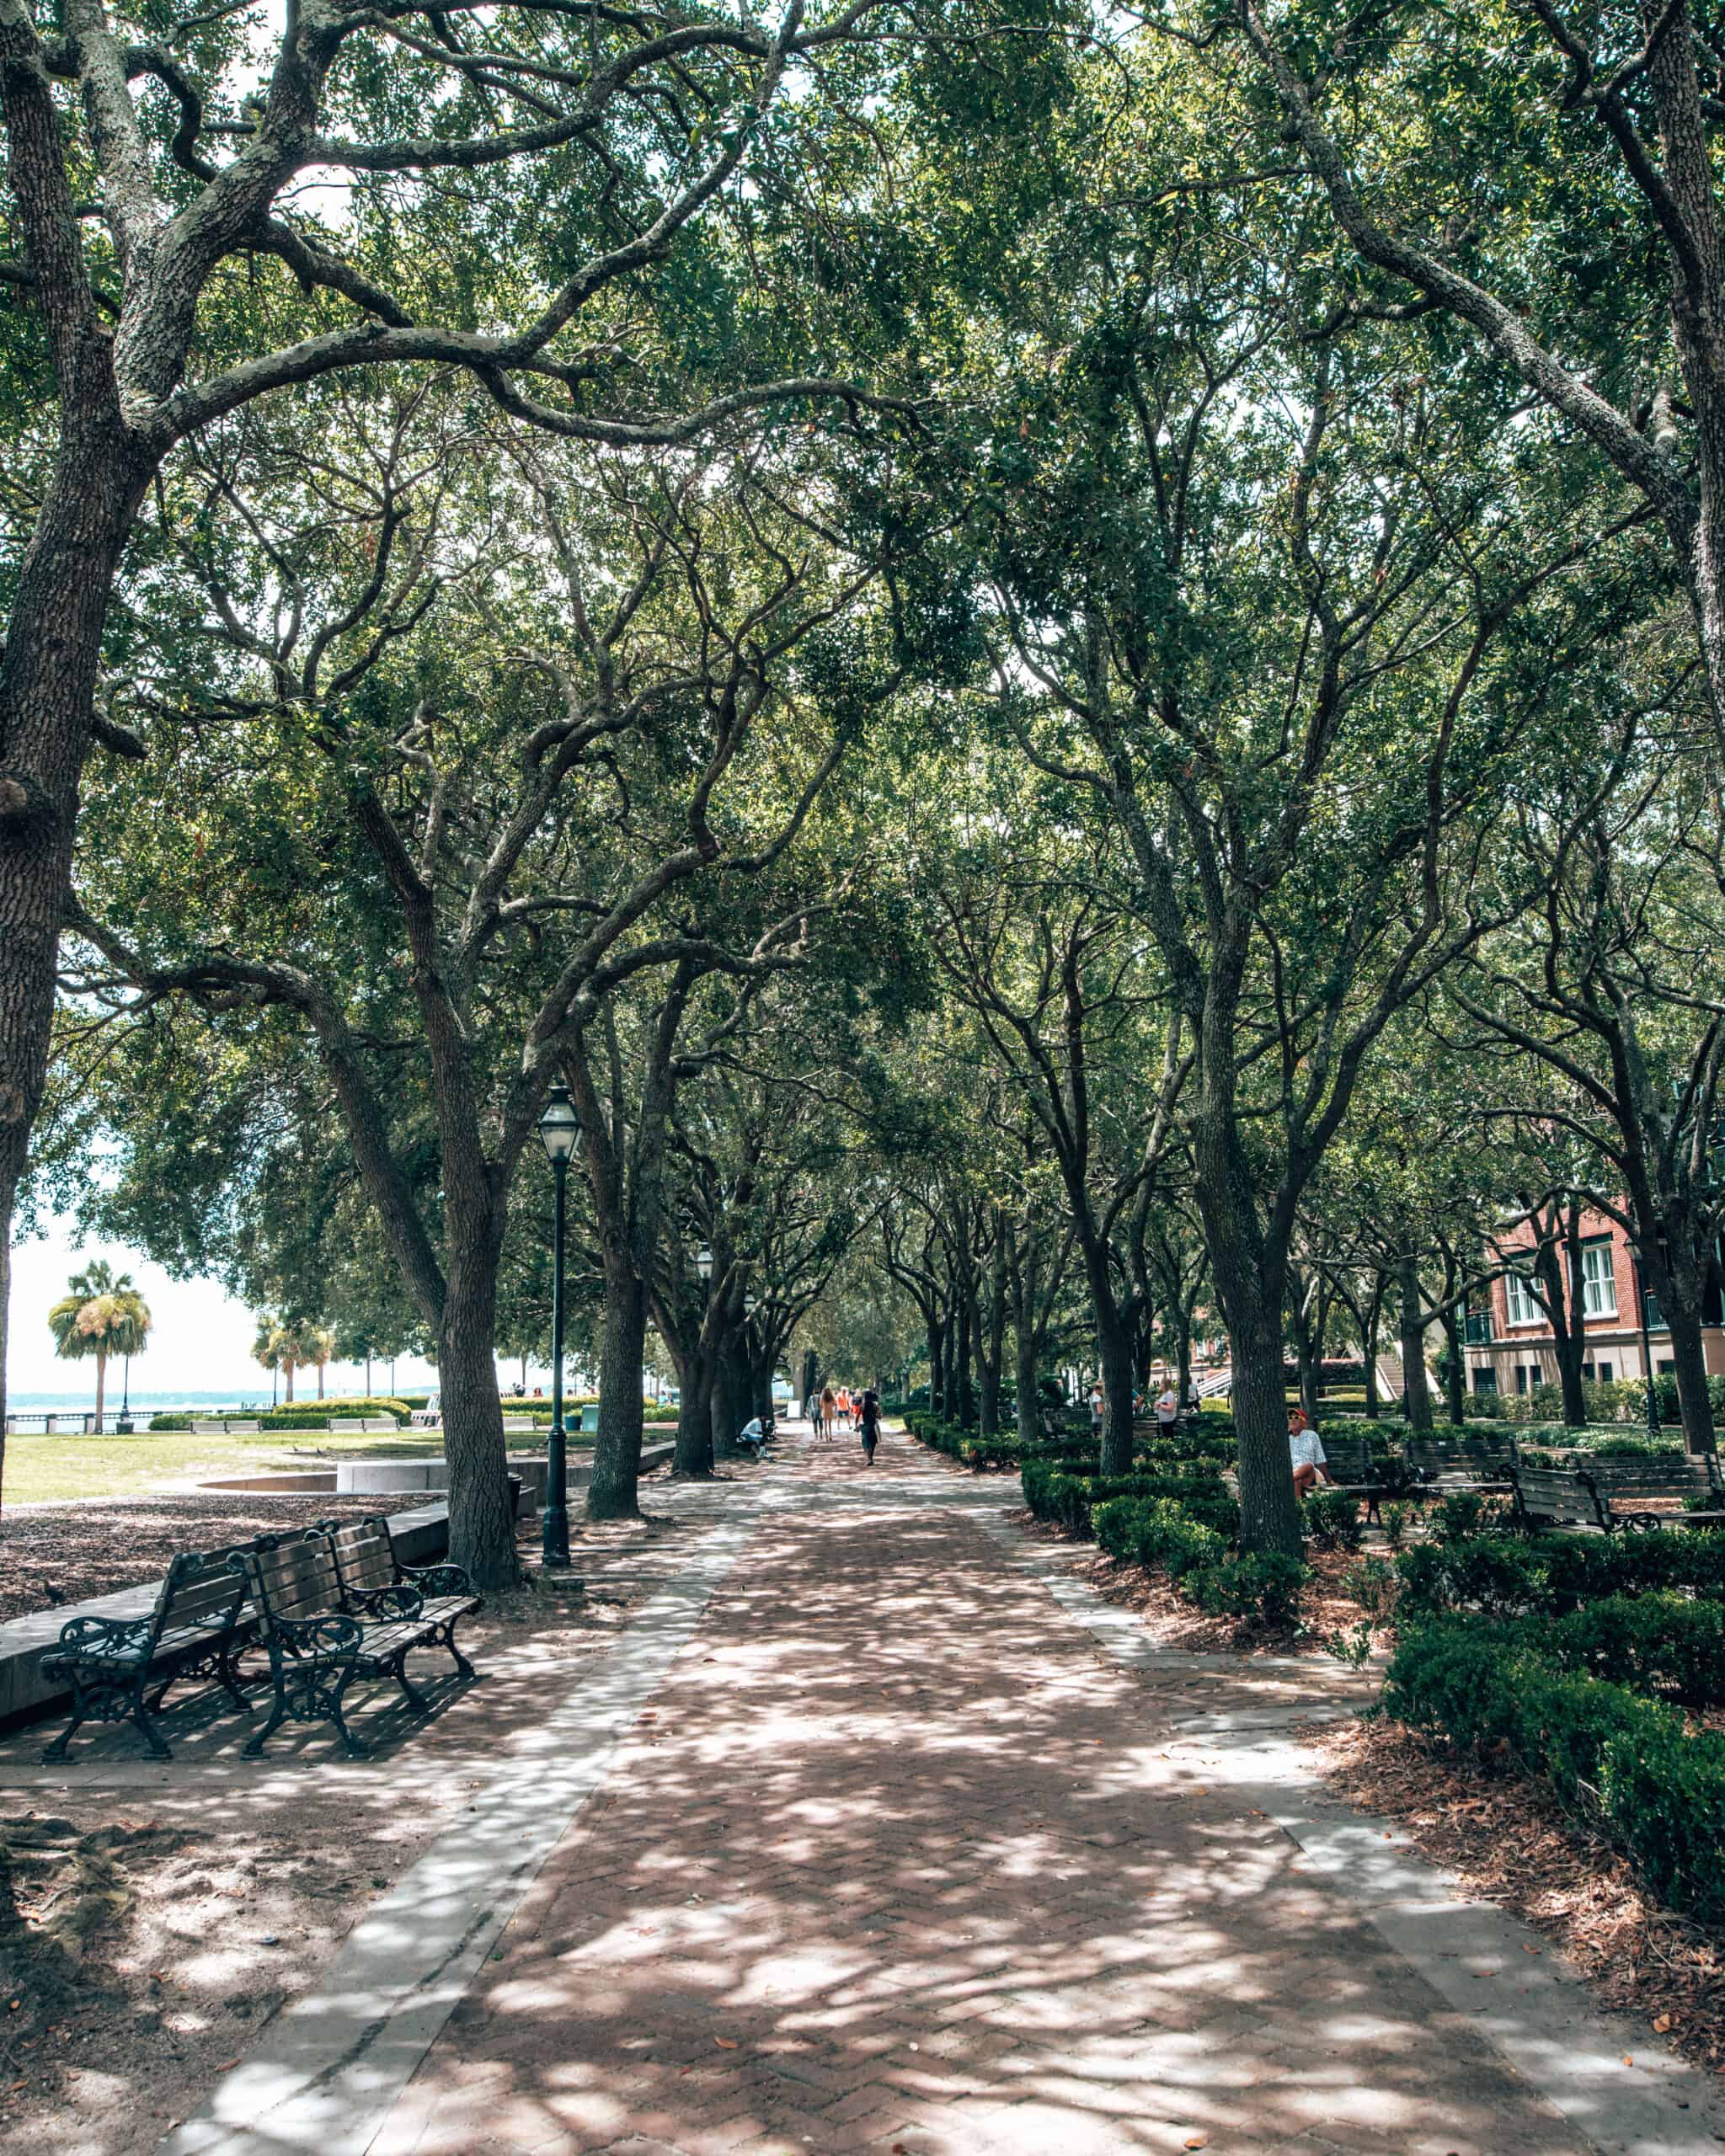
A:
[1092, 1492, 1307, 1630]
[150, 1396, 414, 1432]
[1397, 1530, 1725, 1620]
[1384, 1621, 1725, 1924]
[1023, 1462, 1236, 1537]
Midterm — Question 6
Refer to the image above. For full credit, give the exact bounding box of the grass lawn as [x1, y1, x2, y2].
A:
[3, 1424, 603, 1505]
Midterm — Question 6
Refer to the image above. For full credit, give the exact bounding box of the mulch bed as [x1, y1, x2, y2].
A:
[0, 1495, 401, 1625]
[1311, 1713, 1725, 2079]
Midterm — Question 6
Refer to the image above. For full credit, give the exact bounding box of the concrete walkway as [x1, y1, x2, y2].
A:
[166, 1428, 1725, 2156]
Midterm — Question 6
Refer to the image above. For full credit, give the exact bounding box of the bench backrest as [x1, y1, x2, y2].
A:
[1320, 1434, 1375, 1479]
[361, 1417, 397, 1432]
[501, 1416, 536, 1432]
[238, 1532, 345, 1639]
[1513, 1465, 1600, 1525]
[154, 1546, 252, 1642]
[227, 1419, 260, 1433]
[1408, 1436, 1514, 1471]
[331, 1418, 365, 1433]
[328, 1515, 398, 1601]
[1582, 1457, 1722, 1502]
[191, 1420, 227, 1435]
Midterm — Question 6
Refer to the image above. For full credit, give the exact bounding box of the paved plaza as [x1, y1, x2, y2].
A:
[148, 1428, 1725, 2156]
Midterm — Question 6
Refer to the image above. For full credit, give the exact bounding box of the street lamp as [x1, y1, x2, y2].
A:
[537, 1082, 582, 1566]
[697, 1246, 713, 1286]
[117, 1354, 133, 1436]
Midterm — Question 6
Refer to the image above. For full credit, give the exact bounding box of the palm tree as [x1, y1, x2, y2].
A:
[48, 1260, 152, 1435]
[253, 1315, 331, 1405]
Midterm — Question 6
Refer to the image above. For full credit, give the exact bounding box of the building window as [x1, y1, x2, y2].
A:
[1472, 1367, 1498, 1395]
[1575, 1241, 1618, 1320]
[1658, 1358, 1676, 1375]
[1583, 1360, 1616, 1385]
[1503, 1266, 1544, 1328]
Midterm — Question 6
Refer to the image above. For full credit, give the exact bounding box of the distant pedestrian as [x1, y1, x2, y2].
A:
[808, 1391, 825, 1438]
[859, 1385, 881, 1466]
[1155, 1384, 1179, 1435]
[821, 1383, 837, 1437]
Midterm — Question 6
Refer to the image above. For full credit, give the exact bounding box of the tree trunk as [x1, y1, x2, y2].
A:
[0, 1174, 11, 1517]
[1362, 1281, 1382, 1417]
[1229, 1291, 1303, 1556]
[94, 1347, 106, 1437]
[1015, 1327, 1039, 1449]
[284, 1359, 296, 1404]
[438, 1246, 521, 1589]
[954, 1293, 975, 1427]
[588, 1254, 646, 1518]
[317, 1361, 325, 1401]
[0, 428, 148, 1504]
[709, 1332, 744, 1461]
[1397, 1257, 1434, 1433]
[675, 1358, 715, 1477]
[1439, 1306, 1466, 1425]
[366, 1351, 373, 1396]
[1532, 1217, 1589, 1426]
[1657, 1257, 1717, 1454]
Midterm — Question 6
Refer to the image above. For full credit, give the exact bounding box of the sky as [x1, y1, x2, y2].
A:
[8, 1219, 442, 1403]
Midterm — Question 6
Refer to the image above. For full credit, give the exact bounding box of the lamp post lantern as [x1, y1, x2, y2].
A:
[697, 1246, 713, 1286]
[537, 1081, 582, 1566]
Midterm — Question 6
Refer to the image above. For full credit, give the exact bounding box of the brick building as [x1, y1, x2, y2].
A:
[1465, 1206, 1725, 1396]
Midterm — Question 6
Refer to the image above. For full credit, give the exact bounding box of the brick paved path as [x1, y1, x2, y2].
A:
[366, 1428, 1594, 2156]
[366, 1431, 1604, 2156]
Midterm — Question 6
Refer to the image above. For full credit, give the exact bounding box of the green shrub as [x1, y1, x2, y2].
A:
[1383, 1622, 1725, 1925]
[1397, 1530, 1725, 1620]
[150, 1396, 414, 1432]
[1429, 1489, 1513, 1543]
[1189, 1552, 1310, 1630]
[1303, 1488, 1363, 1550]
[1381, 1500, 1413, 1550]
[1546, 1593, 1725, 1707]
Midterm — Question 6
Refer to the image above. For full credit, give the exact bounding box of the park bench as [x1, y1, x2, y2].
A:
[1407, 1435, 1515, 1491]
[40, 1542, 263, 1763]
[501, 1415, 537, 1433]
[325, 1513, 480, 1678]
[235, 1526, 478, 1758]
[1509, 1464, 1607, 1532]
[228, 1418, 260, 1433]
[331, 1418, 366, 1433]
[1578, 1456, 1725, 1533]
[191, 1419, 227, 1436]
[1315, 1433, 1402, 1526]
[361, 1416, 397, 1433]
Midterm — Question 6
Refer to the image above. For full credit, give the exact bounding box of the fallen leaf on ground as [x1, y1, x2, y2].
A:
[714, 2037, 739, 2050]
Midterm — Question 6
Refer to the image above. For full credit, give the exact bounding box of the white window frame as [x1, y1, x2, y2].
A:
[1574, 1241, 1618, 1321]
[1503, 1264, 1545, 1329]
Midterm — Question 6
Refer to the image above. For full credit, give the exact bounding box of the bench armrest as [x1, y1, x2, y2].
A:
[348, 1583, 425, 1621]
[271, 1614, 363, 1657]
[399, 1562, 473, 1598]
[51, 1613, 154, 1661]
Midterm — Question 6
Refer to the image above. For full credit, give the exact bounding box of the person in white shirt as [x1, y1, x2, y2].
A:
[1155, 1385, 1180, 1433]
[1288, 1408, 1332, 1497]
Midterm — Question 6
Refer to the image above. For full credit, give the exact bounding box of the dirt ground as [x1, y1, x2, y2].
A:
[0, 1493, 403, 1624]
[0, 1471, 721, 2156]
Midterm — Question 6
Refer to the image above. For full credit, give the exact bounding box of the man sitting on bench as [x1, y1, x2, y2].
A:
[1289, 1407, 1334, 1498]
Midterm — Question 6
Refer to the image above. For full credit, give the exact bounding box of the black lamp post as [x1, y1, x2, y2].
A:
[697, 1245, 713, 1290]
[537, 1081, 582, 1566]
[117, 1355, 133, 1435]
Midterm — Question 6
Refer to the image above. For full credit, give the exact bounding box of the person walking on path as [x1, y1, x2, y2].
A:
[808, 1390, 825, 1439]
[821, 1383, 838, 1438]
[1154, 1382, 1180, 1435]
[858, 1384, 881, 1466]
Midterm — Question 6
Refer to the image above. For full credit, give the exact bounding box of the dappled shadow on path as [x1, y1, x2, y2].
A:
[376, 1432, 1589, 2156]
